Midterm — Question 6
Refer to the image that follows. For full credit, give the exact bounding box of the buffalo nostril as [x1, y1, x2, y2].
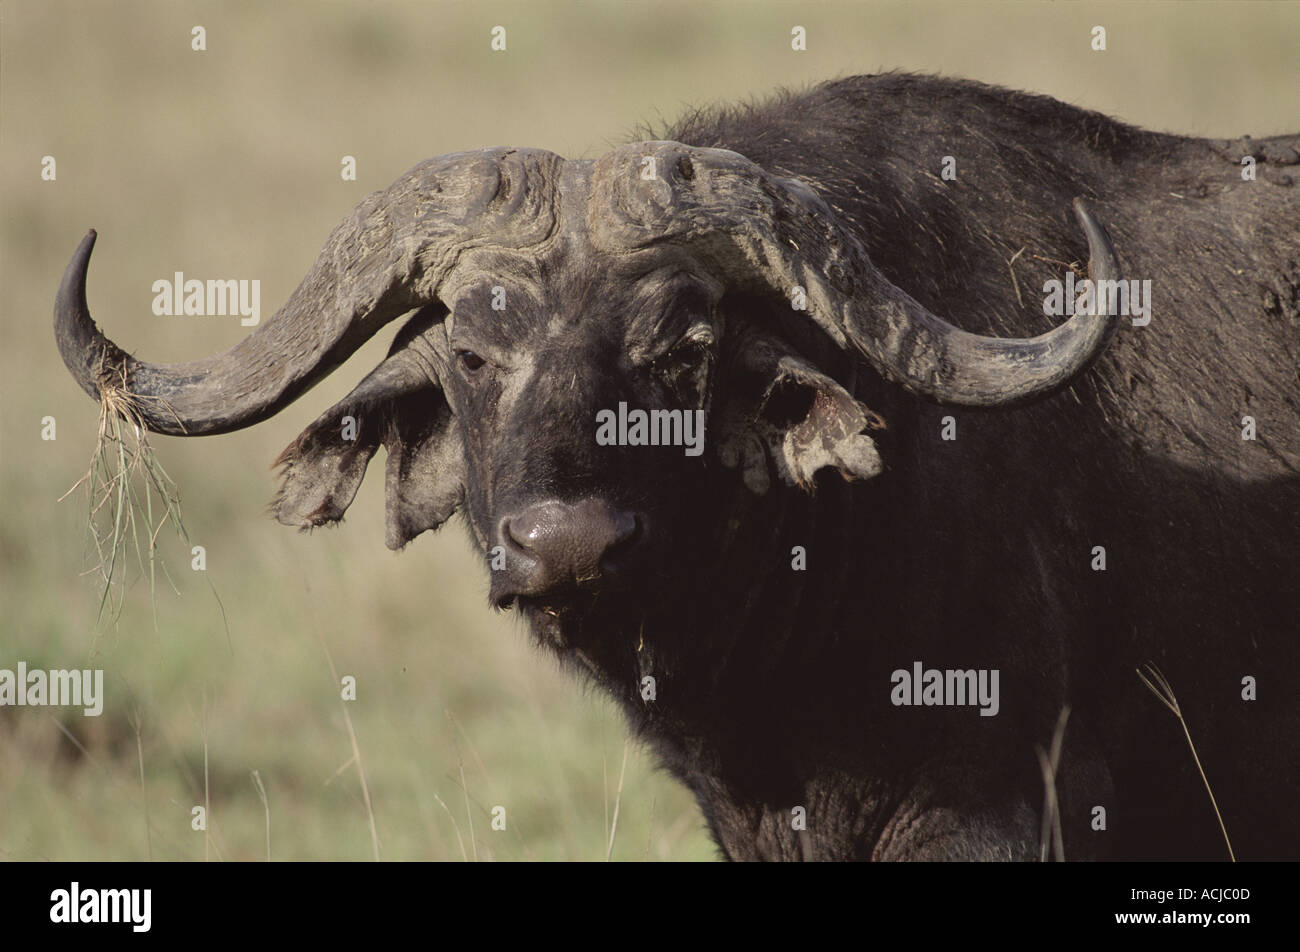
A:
[506, 517, 545, 552]
[609, 510, 638, 546]
[601, 512, 640, 562]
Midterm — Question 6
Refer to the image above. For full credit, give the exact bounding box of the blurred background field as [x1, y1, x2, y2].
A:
[1, 0, 1296, 861]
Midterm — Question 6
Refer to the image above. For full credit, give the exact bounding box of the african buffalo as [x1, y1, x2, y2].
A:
[55, 74, 1299, 861]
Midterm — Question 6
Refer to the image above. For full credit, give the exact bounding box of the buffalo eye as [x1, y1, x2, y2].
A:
[456, 349, 487, 372]
[654, 341, 711, 404]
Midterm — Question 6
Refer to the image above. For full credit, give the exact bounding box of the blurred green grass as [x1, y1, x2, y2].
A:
[1, 0, 1296, 861]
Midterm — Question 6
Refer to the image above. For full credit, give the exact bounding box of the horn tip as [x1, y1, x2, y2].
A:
[55, 227, 111, 402]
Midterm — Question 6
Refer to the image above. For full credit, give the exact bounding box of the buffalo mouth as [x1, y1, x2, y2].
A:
[512, 591, 603, 649]
[507, 590, 597, 615]
[491, 567, 631, 610]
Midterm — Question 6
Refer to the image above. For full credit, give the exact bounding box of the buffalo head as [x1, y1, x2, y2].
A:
[55, 143, 1119, 649]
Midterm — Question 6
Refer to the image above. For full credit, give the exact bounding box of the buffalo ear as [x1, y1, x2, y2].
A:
[272, 307, 464, 546]
[718, 335, 884, 492]
[382, 388, 463, 549]
[272, 401, 384, 529]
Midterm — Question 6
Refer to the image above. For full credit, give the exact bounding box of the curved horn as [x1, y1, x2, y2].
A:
[54, 148, 563, 435]
[846, 198, 1119, 405]
[589, 142, 1121, 407]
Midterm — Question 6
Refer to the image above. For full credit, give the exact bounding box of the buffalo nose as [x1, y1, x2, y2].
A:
[500, 499, 639, 595]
